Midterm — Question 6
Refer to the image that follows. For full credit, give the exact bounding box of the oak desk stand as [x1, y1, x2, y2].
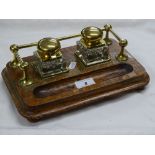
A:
[1, 25, 150, 122]
[2, 39, 149, 122]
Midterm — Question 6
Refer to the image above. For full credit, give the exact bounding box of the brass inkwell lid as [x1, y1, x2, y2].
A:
[80, 26, 106, 48]
[37, 38, 62, 61]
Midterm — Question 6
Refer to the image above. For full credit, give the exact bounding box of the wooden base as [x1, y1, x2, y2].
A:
[1, 39, 150, 122]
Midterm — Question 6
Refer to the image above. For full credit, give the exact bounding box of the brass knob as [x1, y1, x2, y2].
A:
[119, 39, 128, 47]
[37, 38, 61, 61]
[81, 26, 104, 48]
[10, 44, 19, 53]
[104, 24, 112, 31]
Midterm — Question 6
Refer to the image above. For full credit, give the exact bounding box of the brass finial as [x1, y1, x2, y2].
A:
[19, 62, 33, 86]
[10, 44, 22, 67]
[10, 44, 19, 52]
[81, 26, 105, 48]
[104, 24, 112, 45]
[116, 39, 128, 61]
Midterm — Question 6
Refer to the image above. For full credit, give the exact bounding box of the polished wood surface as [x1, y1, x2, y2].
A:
[1, 39, 150, 122]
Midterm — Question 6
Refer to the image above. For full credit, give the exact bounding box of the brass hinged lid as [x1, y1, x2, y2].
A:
[80, 26, 106, 48]
[37, 38, 62, 61]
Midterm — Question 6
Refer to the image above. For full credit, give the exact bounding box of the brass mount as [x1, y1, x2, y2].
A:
[116, 39, 128, 61]
[9, 24, 128, 86]
[19, 62, 33, 86]
[104, 24, 113, 45]
[10, 44, 23, 67]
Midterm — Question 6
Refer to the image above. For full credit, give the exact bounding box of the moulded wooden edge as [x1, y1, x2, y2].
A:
[1, 68, 150, 122]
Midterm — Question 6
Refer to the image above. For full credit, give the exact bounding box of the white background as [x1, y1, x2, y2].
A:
[0, 19, 155, 134]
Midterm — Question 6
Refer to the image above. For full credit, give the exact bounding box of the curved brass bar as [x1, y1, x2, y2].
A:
[58, 29, 105, 41]
[10, 28, 106, 51]
[109, 29, 121, 41]
[18, 42, 38, 49]
[57, 34, 81, 41]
